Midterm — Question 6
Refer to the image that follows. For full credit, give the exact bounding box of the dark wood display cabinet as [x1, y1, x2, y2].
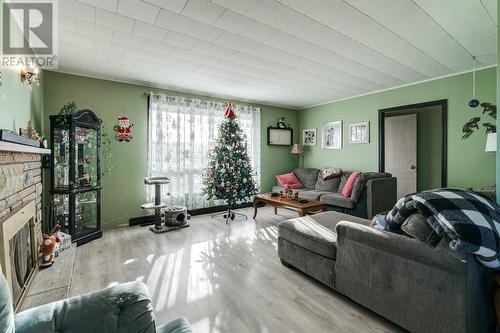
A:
[49, 109, 102, 245]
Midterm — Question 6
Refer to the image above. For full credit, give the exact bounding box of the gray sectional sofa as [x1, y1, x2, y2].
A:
[273, 168, 397, 219]
[278, 211, 495, 333]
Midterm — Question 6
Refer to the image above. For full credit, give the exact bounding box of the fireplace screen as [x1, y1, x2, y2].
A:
[8, 218, 36, 307]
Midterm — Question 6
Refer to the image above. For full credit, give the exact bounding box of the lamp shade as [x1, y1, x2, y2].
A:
[290, 144, 303, 155]
[485, 133, 497, 152]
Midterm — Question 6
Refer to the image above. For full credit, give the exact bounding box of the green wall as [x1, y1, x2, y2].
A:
[0, 2, 44, 134]
[299, 67, 497, 189]
[43, 71, 298, 229]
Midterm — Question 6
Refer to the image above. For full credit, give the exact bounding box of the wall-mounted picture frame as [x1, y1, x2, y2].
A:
[322, 121, 342, 149]
[349, 121, 369, 144]
[267, 127, 293, 146]
[302, 128, 316, 146]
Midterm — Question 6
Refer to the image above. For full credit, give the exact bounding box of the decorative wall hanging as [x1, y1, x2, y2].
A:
[349, 122, 369, 144]
[267, 127, 293, 146]
[114, 116, 133, 142]
[302, 128, 316, 146]
[462, 102, 497, 140]
[322, 121, 342, 149]
[0, 71, 3, 87]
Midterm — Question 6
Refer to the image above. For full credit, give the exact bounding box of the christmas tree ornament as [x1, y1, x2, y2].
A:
[203, 103, 259, 224]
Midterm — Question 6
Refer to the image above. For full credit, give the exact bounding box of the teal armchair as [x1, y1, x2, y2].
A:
[0, 273, 191, 333]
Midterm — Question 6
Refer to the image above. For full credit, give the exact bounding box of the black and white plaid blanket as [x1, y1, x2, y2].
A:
[384, 188, 500, 269]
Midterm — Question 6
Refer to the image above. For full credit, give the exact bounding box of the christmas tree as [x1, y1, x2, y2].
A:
[202, 103, 259, 221]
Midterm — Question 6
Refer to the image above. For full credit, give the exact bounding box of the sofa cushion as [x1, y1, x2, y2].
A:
[293, 168, 319, 189]
[298, 190, 332, 201]
[278, 211, 369, 259]
[342, 171, 361, 198]
[350, 174, 366, 202]
[272, 186, 308, 195]
[321, 168, 342, 180]
[401, 213, 441, 246]
[158, 317, 192, 333]
[337, 171, 352, 193]
[315, 176, 341, 192]
[321, 193, 355, 208]
[276, 172, 303, 189]
[0, 272, 14, 333]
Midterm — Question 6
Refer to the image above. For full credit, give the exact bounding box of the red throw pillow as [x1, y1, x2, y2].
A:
[276, 172, 304, 189]
[342, 171, 361, 198]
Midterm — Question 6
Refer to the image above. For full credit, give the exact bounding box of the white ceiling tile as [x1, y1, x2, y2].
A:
[151, 54, 180, 66]
[278, 0, 327, 16]
[143, 40, 174, 56]
[143, 0, 188, 14]
[213, 10, 254, 34]
[214, 31, 250, 49]
[169, 47, 199, 61]
[75, 20, 113, 41]
[182, 0, 226, 24]
[191, 40, 221, 55]
[77, 0, 118, 12]
[117, 0, 160, 24]
[60, 0, 95, 23]
[59, 15, 76, 32]
[163, 31, 197, 48]
[59, 30, 94, 48]
[94, 39, 126, 55]
[124, 47, 155, 61]
[413, 0, 497, 57]
[481, 0, 497, 25]
[111, 30, 146, 48]
[154, 9, 195, 33]
[96, 9, 135, 33]
[186, 21, 224, 42]
[132, 21, 168, 41]
[211, 0, 258, 14]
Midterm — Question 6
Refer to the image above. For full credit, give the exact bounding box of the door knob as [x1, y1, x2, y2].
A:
[409, 164, 416, 170]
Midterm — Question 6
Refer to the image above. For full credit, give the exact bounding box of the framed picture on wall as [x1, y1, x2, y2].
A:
[322, 121, 342, 149]
[349, 122, 369, 144]
[302, 128, 316, 146]
[267, 127, 293, 146]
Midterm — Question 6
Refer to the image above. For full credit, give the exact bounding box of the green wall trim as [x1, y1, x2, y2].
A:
[298, 67, 497, 190]
[43, 71, 299, 229]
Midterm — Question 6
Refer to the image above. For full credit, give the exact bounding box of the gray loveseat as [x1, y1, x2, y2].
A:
[278, 211, 495, 333]
[273, 168, 397, 219]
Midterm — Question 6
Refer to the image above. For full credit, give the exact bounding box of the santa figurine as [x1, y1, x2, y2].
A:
[114, 116, 133, 142]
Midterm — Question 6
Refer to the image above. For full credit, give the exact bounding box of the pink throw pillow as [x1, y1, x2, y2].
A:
[276, 172, 304, 189]
[342, 172, 361, 198]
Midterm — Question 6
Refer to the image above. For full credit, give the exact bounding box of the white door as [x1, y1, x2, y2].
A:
[384, 114, 417, 199]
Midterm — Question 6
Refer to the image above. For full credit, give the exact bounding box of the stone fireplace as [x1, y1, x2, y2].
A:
[0, 141, 50, 309]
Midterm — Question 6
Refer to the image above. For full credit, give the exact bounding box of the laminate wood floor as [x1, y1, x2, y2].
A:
[70, 206, 405, 333]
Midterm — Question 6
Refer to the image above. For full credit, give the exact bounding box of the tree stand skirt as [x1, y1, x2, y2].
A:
[212, 208, 248, 224]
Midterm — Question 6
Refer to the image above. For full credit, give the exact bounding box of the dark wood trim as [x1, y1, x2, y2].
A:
[378, 99, 447, 188]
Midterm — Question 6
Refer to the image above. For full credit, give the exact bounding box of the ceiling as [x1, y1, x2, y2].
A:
[55, 0, 498, 109]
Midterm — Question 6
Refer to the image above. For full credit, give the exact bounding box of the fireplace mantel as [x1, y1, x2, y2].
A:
[0, 141, 51, 155]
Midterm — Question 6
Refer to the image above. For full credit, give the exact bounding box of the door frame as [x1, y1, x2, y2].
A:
[378, 99, 448, 188]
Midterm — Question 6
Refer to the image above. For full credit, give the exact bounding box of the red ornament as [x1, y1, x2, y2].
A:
[224, 102, 236, 119]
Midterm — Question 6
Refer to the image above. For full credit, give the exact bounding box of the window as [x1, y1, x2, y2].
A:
[148, 94, 261, 209]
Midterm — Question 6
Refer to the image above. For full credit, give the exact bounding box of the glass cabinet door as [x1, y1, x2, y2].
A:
[74, 126, 98, 188]
[53, 128, 70, 189]
[74, 191, 98, 239]
[53, 194, 70, 233]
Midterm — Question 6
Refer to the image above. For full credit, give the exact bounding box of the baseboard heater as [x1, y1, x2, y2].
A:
[128, 201, 263, 226]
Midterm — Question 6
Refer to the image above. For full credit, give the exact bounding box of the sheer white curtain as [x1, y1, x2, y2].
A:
[148, 93, 261, 209]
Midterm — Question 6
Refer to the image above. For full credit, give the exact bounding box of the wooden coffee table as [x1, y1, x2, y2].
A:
[253, 194, 326, 218]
